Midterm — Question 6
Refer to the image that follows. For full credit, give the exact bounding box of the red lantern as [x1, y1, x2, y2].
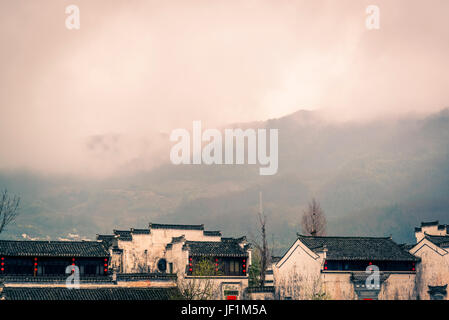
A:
[33, 258, 38, 274]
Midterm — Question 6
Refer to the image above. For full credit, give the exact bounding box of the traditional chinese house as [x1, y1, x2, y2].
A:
[0, 240, 178, 300]
[98, 223, 251, 299]
[274, 234, 419, 300]
[0, 287, 178, 300]
[182, 238, 249, 276]
[0, 240, 109, 276]
[409, 221, 449, 299]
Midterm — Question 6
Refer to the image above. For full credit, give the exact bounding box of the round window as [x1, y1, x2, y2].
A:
[157, 258, 167, 272]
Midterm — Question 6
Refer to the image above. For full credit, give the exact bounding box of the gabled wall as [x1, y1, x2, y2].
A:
[273, 239, 328, 299]
[273, 239, 417, 300]
[410, 238, 449, 299]
[415, 222, 448, 242]
[114, 227, 221, 273]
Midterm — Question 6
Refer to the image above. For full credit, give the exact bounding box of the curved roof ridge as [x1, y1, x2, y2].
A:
[297, 234, 391, 240]
[0, 239, 99, 244]
[149, 222, 204, 230]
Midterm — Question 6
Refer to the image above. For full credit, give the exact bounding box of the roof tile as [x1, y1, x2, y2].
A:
[1, 287, 178, 300]
[297, 235, 418, 261]
[0, 240, 109, 258]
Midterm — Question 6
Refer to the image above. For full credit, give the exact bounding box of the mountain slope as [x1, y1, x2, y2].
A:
[1, 109, 448, 251]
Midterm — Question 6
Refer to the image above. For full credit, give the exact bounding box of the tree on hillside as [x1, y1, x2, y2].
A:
[0, 189, 20, 235]
[301, 198, 326, 236]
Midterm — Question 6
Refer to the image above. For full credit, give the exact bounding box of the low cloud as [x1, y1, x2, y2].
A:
[0, 0, 448, 176]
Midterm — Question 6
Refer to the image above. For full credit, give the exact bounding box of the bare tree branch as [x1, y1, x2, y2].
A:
[250, 192, 271, 286]
[300, 198, 326, 236]
[173, 259, 220, 300]
[0, 189, 20, 234]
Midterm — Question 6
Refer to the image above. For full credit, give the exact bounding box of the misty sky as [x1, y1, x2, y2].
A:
[0, 0, 448, 176]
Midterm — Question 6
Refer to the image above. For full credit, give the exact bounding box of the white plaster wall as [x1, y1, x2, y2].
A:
[378, 273, 416, 300]
[411, 242, 449, 300]
[116, 228, 221, 273]
[165, 241, 189, 275]
[274, 240, 417, 300]
[273, 240, 324, 300]
[321, 273, 356, 300]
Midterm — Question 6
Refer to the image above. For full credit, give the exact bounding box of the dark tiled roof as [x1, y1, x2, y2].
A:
[131, 228, 150, 234]
[428, 285, 447, 295]
[113, 230, 132, 241]
[96, 235, 116, 248]
[166, 236, 185, 250]
[399, 243, 415, 251]
[184, 240, 248, 257]
[149, 223, 204, 230]
[97, 235, 115, 241]
[1, 287, 178, 300]
[222, 236, 246, 242]
[247, 286, 275, 293]
[116, 273, 176, 282]
[171, 235, 185, 243]
[0, 240, 109, 258]
[204, 231, 222, 237]
[421, 221, 439, 227]
[1, 274, 174, 284]
[350, 272, 390, 284]
[0, 275, 113, 284]
[297, 235, 418, 261]
[425, 234, 449, 248]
